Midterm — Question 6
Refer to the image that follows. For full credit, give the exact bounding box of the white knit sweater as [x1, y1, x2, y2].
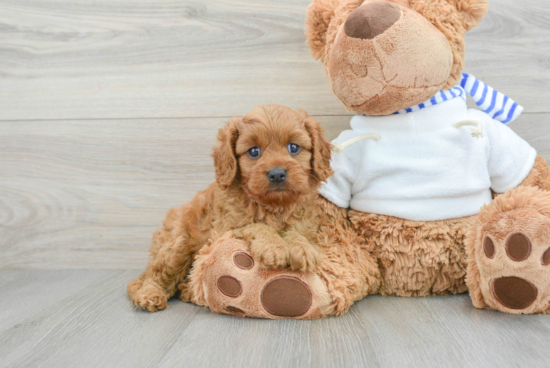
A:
[319, 97, 536, 221]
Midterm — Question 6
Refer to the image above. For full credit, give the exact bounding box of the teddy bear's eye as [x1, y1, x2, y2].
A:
[247, 146, 261, 159]
[288, 143, 301, 155]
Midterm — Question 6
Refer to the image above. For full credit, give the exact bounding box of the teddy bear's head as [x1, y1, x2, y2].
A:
[306, 0, 488, 115]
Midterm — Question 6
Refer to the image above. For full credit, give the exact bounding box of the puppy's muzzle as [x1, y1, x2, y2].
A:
[267, 168, 287, 184]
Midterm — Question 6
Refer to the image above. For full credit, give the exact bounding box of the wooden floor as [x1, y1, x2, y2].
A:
[1, 270, 550, 368]
[1, 0, 550, 367]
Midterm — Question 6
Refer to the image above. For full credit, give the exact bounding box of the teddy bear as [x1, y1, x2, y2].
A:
[305, 0, 550, 314]
[134, 0, 550, 318]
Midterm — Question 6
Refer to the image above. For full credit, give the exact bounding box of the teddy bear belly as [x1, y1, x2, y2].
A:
[349, 211, 477, 296]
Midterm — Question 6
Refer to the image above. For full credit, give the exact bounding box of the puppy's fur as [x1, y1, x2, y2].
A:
[127, 105, 332, 312]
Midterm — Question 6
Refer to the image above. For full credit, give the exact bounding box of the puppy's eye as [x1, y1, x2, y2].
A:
[247, 146, 261, 159]
[287, 143, 301, 155]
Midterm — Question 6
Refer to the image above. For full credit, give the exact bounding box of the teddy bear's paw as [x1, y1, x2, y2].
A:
[473, 208, 550, 314]
[190, 234, 332, 319]
[131, 283, 168, 312]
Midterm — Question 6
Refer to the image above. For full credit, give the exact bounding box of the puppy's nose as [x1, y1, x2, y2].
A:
[267, 168, 287, 184]
[344, 1, 401, 40]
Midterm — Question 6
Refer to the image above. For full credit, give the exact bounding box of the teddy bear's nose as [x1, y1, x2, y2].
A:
[344, 1, 401, 40]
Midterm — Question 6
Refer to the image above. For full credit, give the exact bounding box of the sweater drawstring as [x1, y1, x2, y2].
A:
[453, 120, 484, 138]
[332, 133, 381, 153]
[333, 120, 482, 154]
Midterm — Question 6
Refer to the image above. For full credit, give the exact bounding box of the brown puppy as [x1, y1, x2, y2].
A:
[127, 105, 332, 312]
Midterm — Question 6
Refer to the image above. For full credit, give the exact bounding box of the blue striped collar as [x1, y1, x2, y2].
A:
[359, 73, 523, 124]
[393, 84, 466, 115]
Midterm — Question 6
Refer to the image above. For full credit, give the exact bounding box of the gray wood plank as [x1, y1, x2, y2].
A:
[0, 270, 201, 368]
[1, 270, 549, 368]
[1, 114, 548, 270]
[349, 295, 550, 367]
[0, 0, 548, 121]
[0, 118, 223, 270]
[465, 0, 550, 112]
[0, 270, 113, 333]
[157, 295, 550, 368]
[157, 301, 381, 368]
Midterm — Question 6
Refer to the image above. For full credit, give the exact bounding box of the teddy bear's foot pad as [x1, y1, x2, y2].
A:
[217, 275, 242, 297]
[220, 275, 313, 318]
[484, 233, 541, 310]
[190, 233, 330, 319]
[492, 276, 537, 310]
[260, 276, 312, 317]
[474, 209, 550, 314]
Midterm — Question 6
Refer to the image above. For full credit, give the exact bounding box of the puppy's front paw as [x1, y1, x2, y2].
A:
[289, 243, 320, 272]
[250, 239, 291, 269]
[132, 284, 168, 312]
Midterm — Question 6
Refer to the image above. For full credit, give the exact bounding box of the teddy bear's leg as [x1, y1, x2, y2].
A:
[350, 211, 475, 296]
[466, 186, 550, 314]
[181, 227, 380, 319]
[182, 233, 329, 319]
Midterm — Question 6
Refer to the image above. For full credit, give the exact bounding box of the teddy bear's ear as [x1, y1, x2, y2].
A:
[456, 0, 489, 31]
[305, 0, 340, 61]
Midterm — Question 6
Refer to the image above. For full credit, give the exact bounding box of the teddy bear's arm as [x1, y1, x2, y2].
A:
[515, 155, 550, 190]
[491, 156, 550, 200]
[479, 113, 537, 194]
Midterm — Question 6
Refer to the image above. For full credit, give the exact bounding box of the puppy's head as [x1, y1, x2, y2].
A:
[213, 105, 332, 208]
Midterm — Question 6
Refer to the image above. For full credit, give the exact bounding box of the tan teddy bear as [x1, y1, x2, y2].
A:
[307, 0, 550, 313]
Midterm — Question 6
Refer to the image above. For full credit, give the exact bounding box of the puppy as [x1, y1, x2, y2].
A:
[127, 105, 333, 312]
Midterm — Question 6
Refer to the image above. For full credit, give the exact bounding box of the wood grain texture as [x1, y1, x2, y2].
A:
[1, 270, 550, 368]
[0, 270, 202, 368]
[0, 270, 112, 333]
[0, 0, 548, 121]
[1, 114, 549, 270]
[0, 118, 222, 269]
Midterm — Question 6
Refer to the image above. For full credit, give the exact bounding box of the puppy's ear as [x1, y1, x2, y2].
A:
[456, 0, 488, 31]
[212, 118, 240, 190]
[305, 0, 339, 62]
[304, 115, 333, 183]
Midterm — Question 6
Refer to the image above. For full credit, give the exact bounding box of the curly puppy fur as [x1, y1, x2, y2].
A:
[128, 105, 340, 312]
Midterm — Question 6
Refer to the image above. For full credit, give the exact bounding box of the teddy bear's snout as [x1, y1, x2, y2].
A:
[344, 1, 401, 40]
